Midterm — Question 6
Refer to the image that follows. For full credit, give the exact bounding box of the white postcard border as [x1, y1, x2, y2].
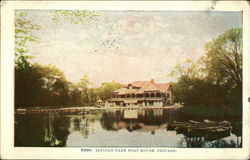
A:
[1, 1, 249, 159]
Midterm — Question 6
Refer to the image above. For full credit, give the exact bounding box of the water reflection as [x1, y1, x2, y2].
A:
[15, 109, 242, 147]
[100, 109, 175, 132]
[15, 113, 70, 146]
[178, 135, 241, 148]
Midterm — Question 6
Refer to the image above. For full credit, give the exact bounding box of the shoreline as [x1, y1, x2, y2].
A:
[15, 104, 183, 114]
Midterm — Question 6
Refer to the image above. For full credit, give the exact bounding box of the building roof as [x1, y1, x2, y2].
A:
[113, 88, 137, 94]
[157, 83, 171, 92]
[114, 79, 171, 95]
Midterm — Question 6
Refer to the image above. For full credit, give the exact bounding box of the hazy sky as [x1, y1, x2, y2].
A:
[24, 11, 241, 86]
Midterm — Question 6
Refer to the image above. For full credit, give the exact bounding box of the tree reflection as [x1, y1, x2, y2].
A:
[185, 137, 204, 147]
[231, 122, 242, 147]
[73, 117, 81, 131]
[81, 117, 90, 139]
[211, 139, 236, 148]
[70, 112, 101, 139]
[179, 136, 240, 148]
[53, 115, 70, 146]
[15, 114, 48, 146]
[15, 113, 70, 147]
[15, 109, 242, 148]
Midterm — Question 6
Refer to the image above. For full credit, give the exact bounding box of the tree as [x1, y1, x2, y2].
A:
[88, 88, 99, 105]
[15, 65, 44, 108]
[203, 28, 242, 105]
[203, 28, 242, 90]
[168, 59, 207, 105]
[49, 10, 100, 25]
[34, 63, 71, 106]
[96, 81, 124, 101]
[14, 11, 42, 108]
[168, 28, 242, 107]
[168, 59, 204, 83]
[77, 75, 92, 105]
[15, 11, 40, 69]
[15, 10, 100, 108]
[15, 63, 72, 108]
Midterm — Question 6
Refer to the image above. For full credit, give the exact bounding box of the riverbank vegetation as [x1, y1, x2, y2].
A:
[15, 62, 123, 108]
[169, 28, 242, 117]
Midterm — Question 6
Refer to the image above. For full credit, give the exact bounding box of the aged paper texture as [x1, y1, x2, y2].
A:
[1, 1, 250, 159]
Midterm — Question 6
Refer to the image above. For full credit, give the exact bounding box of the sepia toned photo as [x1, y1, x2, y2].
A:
[1, 1, 249, 159]
[14, 9, 242, 148]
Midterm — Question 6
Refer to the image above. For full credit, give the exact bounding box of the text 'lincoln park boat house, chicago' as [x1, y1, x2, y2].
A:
[109, 79, 173, 107]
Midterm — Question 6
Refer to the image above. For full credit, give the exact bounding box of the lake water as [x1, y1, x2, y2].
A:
[15, 108, 242, 148]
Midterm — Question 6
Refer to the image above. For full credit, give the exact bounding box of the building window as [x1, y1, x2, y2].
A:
[136, 94, 143, 98]
[156, 93, 161, 97]
[132, 94, 135, 98]
[145, 93, 149, 97]
[150, 93, 155, 97]
[127, 94, 130, 98]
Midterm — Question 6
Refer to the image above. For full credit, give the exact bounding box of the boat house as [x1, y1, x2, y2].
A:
[109, 79, 173, 107]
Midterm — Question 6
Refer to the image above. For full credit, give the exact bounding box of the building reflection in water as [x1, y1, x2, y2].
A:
[101, 109, 174, 133]
[15, 108, 242, 148]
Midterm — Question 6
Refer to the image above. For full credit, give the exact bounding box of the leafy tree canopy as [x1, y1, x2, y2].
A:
[168, 28, 242, 107]
[203, 28, 242, 89]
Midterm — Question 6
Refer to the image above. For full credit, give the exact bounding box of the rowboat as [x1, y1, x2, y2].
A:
[204, 126, 231, 141]
[167, 120, 232, 140]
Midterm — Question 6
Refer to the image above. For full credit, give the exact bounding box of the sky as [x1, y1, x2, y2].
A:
[23, 10, 241, 86]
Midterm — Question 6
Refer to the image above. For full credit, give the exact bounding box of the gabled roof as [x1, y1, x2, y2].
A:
[114, 80, 171, 95]
[136, 82, 159, 93]
[157, 83, 171, 92]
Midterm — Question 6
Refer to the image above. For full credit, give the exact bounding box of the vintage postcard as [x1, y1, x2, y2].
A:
[1, 1, 250, 159]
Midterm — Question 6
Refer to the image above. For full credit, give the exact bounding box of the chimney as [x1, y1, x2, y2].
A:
[150, 79, 154, 83]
